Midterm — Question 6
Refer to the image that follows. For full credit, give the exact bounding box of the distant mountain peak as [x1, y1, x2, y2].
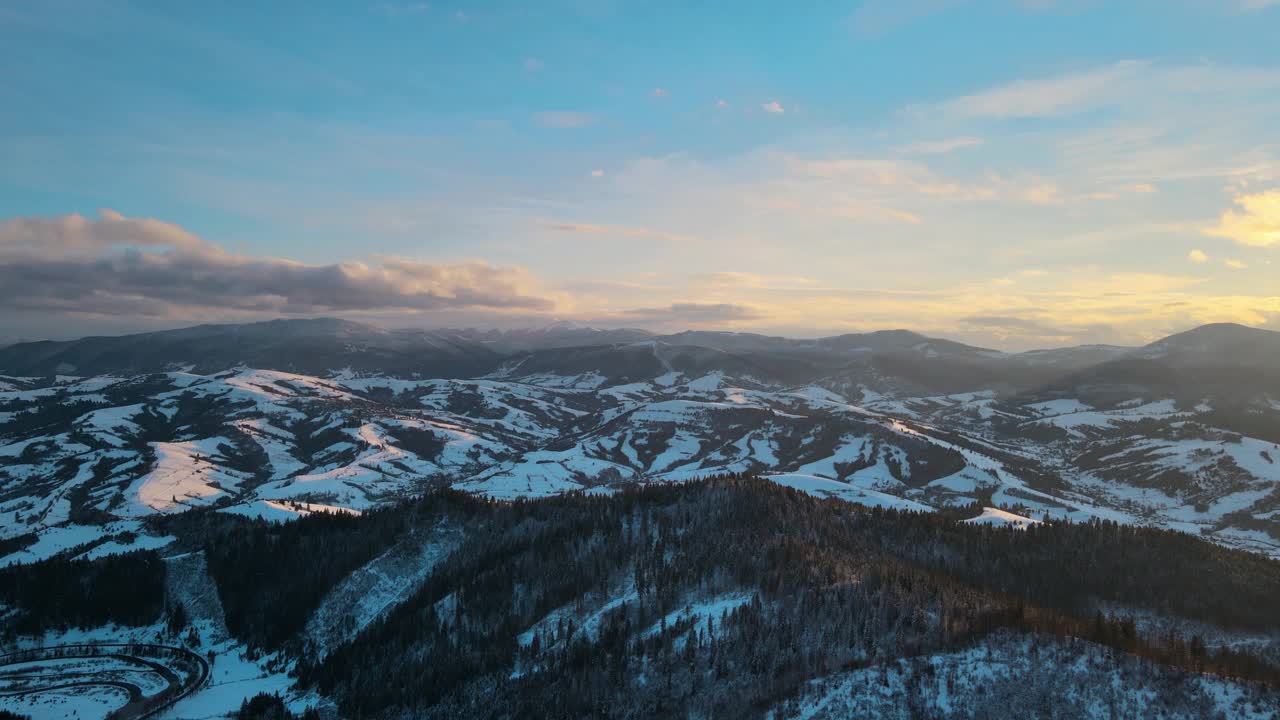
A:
[863, 329, 927, 340]
[538, 319, 588, 332]
[1155, 322, 1274, 342]
[1137, 322, 1279, 365]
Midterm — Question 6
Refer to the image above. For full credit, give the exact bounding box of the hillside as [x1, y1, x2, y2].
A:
[2, 319, 1279, 567]
[5, 478, 1279, 719]
[2, 318, 1280, 718]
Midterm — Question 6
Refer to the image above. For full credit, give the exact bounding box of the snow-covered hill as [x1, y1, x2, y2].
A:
[2, 319, 1278, 565]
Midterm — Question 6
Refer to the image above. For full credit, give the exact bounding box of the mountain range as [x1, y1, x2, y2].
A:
[2, 317, 1278, 562]
[6, 317, 1277, 382]
[2, 318, 1280, 718]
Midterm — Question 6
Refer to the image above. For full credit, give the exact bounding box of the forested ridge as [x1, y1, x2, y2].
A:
[284, 476, 1280, 718]
[146, 476, 1280, 718]
[0, 551, 165, 638]
[4, 475, 1280, 718]
[165, 507, 412, 648]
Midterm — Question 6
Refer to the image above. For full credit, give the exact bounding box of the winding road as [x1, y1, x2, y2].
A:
[0, 643, 208, 720]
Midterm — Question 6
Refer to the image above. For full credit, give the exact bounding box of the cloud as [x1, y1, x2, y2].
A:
[0, 208, 207, 260]
[787, 157, 1121, 209]
[10, 213, 1274, 349]
[822, 204, 923, 224]
[1225, 259, 1248, 269]
[711, 270, 1250, 349]
[540, 220, 697, 243]
[958, 314, 1119, 347]
[715, 99, 729, 109]
[1205, 189, 1280, 247]
[533, 111, 598, 129]
[1082, 182, 1160, 200]
[761, 101, 785, 114]
[783, 156, 996, 201]
[651, 88, 668, 98]
[0, 211, 555, 318]
[895, 136, 985, 155]
[938, 60, 1149, 119]
[990, 268, 1049, 285]
[694, 271, 817, 289]
[620, 302, 763, 323]
[523, 57, 544, 71]
[1240, 0, 1280, 9]
[961, 315, 1070, 335]
[1187, 249, 1209, 263]
[1020, 182, 1063, 205]
[24, 57, 1270, 348]
[591, 169, 605, 178]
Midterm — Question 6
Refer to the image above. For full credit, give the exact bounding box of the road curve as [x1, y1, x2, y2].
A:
[0, 643, 209, 720]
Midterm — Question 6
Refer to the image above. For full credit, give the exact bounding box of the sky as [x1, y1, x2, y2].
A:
[2, 0, 1279, 350]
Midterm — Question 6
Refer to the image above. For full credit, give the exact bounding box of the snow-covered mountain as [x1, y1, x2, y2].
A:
[2, 320, 1280, 719]
[1, 319, 1278, 566]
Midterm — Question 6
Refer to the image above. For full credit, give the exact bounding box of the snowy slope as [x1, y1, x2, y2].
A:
[774, 632, 1280, 720]
[963, 506, 1043, 529]
[2, 361, 1278, 562]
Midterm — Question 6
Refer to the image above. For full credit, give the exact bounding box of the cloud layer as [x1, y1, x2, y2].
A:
[0, 211, 555, 318]
[619, 302, 763, 323]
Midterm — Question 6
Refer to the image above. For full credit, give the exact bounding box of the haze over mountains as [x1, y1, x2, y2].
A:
[2, 318, 1276, 408]
[6, 316, 1275, 377]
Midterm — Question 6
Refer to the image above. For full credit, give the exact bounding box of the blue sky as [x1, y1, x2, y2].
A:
[2, 0, 1279, 348]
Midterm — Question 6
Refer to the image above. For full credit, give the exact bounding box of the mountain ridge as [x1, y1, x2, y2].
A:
[3, 316, 1274, 380]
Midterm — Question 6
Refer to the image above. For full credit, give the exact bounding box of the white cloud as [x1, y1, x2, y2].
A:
[652, 88, 668, 98]
[1020, 182, 1063, 205]
[591, 169, 605, 178]
[895, 136, 985, 155]
[540, 220, 697, 243]
[18, 52, 1273, 347]
[1188, 249, 1209, 263]
[694, 271, 817, 289]
[523, 57, 544, 71]
[715, 99, 729, 109]
[938, 60, 1149, 119]
[761, 101, 785, 114]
